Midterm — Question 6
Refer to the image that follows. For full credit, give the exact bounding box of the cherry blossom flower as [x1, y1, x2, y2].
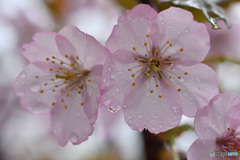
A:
[187, 93, 240, 160]
[12, 26, 110, 146]
[100, 4, 219, 133]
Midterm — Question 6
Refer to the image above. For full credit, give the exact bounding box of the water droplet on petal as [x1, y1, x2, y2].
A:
[110, 73, 116, 79]
[20, 72, 26, 78]
[70, 134, 78, 143]
[30, 84, 41, 93]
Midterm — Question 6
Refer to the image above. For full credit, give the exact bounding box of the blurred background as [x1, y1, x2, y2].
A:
[0, 0, 240, 160]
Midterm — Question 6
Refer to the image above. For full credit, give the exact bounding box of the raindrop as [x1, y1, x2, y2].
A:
[172, 105, 179, 114]
[110, 73, 116, 79]
[30, 84, 41, 93]
[20, 72, 26, 79]
[70, 134, 78, 143]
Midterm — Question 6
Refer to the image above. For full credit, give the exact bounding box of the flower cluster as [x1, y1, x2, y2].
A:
[13, 5, 240, 159]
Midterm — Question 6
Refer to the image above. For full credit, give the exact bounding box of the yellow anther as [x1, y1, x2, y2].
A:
[64, 81, 67, 84]
[166, 41, 169, 44]
[74, 87, 78, 91]
[134, 57, 138, 61]
[66, 93, 70, 97]
[133, 47, 136, 51]
[46, 57, 50, 61]
[166, 82, 169, 86]
[61, 99, 64, 102]
[154, 49, 158, 53]
[180, 48, 184, 52]
[147, 73, 150, 76]
[71, 63, 75, 66]
[163, 66, 166, 69]
[65, 105, 67, 109]
[60, 61, 64, 65]
[55, 85, 58, 87]
[160, 56, 162, 59]
[172, 62, 176, 65]
[169, 43, 172, 46]
[81, 102, 84, 106]
[153, 76, 155, 78]
[156, 84, 159, 87]
[88, 79, 91, 82]
[158, 95, 162, 98]
[65, 86, 69, 89]
[49, 68, 53, 71]
[168, 56, 171, 58]
[178, 88, 181, 92]
[44, 83, 48, 86]
[128, 69, 132, 71]
[169, 76, 172, 79]
[51, 61, 55, 64]
[132, 82, 136, 86]
[146, 34, 150, 38]
[150, 90, 154, 93]
[131, 74, 135, 78]
[52, 102, 56, 106]
[141, 67, 144, 70]
[40, 90, 44, 93]
[35, 75, 39, 78]
[51, 78, 54, 81]
[145, 54, 148, 56]
[140, 62, 143, 66]
[78, 91, 81, 94]
[76, 56, 79, 59]
[184, 72, 188, 75]
[144, 42, 147, 46]
[52, 56, 56, 59]
[170, 68, 173, 70]
[158, 78, 161, 80]
[147, 68, 150, 71]
[52, 89, 56, 92]
[65, 54, 68, 58]
[178, 76, 181, 79]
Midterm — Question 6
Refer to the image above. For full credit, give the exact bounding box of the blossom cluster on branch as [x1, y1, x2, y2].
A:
[12, 4, 240, 160]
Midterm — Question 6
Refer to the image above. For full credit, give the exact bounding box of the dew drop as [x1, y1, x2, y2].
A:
[70, 134, 78, 143]
[110, 73, 116, 79]
[30, 84, 41, 93]
[172, 105, 179, 114]
[20, 72, 26, 79]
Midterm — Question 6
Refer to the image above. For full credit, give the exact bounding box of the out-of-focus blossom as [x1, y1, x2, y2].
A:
[100, 4, 219, 134]
[187, 92, 240, 160]
[207, 4, 240, 60]
[13, 26, 110, 146]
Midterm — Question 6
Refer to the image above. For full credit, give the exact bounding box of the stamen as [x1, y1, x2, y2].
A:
[132, 82, 136, 86]
[81, 102, 84, 106]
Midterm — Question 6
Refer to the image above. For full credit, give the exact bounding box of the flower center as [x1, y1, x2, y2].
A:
[128, 34, 188, 98]
[215, 126, 240, 159]
[34, 54, 91, 109]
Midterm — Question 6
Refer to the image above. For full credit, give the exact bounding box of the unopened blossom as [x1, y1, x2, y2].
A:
[187, 93, 240, 160]
[100, 4, 219, 133]
[13, 26, 110, 146]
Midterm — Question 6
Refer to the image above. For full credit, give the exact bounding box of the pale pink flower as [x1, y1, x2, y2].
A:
[100, 4, 219, 133]
[187, 93, 240, 160]
[13, 26, 110, 146]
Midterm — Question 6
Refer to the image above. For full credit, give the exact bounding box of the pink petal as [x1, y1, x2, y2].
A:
[12, 63, 57, 113]
[187, 139, 218, 160]
[58, 26, 110, 69]
[100, 49, 139, 111]
[195, 93, 240, 140]
[150, 7, 210, 62]
[106, 4, 157, 54]
[228, 103, 240, 127]
[123, 75, 182, 134]
[55, 34, 77, 57]
[51, 94, 95, 146]
[84, 65, 103, 122]
[169, 63, 219, 117]
[22, 32, 61, 62]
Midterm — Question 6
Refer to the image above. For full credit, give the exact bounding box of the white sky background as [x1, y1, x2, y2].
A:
[1, 0, 240, 159]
